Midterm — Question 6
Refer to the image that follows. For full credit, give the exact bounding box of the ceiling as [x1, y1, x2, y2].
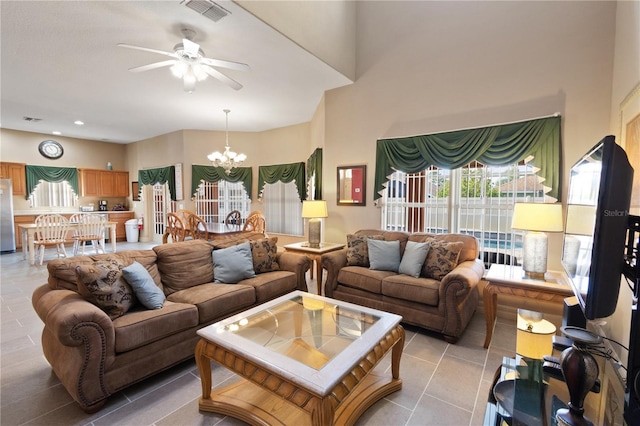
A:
[0, 1, 352, 144]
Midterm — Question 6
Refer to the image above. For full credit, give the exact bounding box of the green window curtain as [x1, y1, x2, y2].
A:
[257, 162, 306, 202]
[306, 148, 322, 200]
[191, 165, 253, 200]
[138, 166, 177, 201]
[25, 165, 79, 199]
[374, 116, 561, 200]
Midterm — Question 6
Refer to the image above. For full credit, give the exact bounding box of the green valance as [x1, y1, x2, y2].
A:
[191, 165, 253, 200]
[25, 165, 78, 199]
[138, 166, 177, 201]
[257, 162, 306, 202]
[306, 148, 322, 200]
[374, 116, 562, 200]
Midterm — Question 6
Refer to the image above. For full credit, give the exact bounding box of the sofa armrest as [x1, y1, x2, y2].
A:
[321, 249, 348, 298]
[438, 259, 484, 337]
[32, 284, 115, 411]
[276, 251, 311, 291]
[440, 259, 485, 295]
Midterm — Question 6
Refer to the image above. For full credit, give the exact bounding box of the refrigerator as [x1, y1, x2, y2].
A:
[0, 179, 16, 253]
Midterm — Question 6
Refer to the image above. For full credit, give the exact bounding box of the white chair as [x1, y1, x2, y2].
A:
[69, 213, 84, 255]
[33, 214, 70, 265]
[74, 214, 107, 255]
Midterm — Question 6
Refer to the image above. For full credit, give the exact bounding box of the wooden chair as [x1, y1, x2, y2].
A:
[181, 211, 209, 241]
[69, 213, 84, 255]
[33, 214, 70, 265]
[163, 213, 186, 243]
[242, 211, 267, 235]
[225, 210, 242, 228]
[74, 214, 107, 255]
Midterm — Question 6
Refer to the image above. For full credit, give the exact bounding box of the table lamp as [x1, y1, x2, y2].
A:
[516, 309, 556, 361]
[301, 200, 328, 248]
[512, 203, 563, 279]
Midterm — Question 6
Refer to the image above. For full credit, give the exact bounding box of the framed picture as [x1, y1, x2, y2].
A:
[618, 82, 640, 214]
[132, 181, 140, 201]
[337, 165, 366, 206]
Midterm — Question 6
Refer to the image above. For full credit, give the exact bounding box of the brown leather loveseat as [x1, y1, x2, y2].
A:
[322, 230, 483, 343]
[31, 236, 310, 412]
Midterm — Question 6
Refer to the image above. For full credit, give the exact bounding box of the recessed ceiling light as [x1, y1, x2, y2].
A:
[74, 120, 84, 126]
[52, 131, 61, 135]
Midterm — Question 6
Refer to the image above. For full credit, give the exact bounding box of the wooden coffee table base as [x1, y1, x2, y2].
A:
[196, 325, 405, 426]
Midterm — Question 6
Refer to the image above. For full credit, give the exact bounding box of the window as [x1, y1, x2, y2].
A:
[262, 181, 303, 235]
[381, 160, 546, 267]
[29, 181, 78, 208]
[194, 180, 251, 224]
[151, 183, 176, 239]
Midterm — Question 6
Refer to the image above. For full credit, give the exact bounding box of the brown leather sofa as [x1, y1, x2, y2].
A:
[31, 236, 310, 412]
[322, 230, 483, 343]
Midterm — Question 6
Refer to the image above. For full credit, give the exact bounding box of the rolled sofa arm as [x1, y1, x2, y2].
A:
[32, 284, 115, 412]
[276, 251, 311, 291]
[438, 259, 484, 338]
[321, 249, 348, 298]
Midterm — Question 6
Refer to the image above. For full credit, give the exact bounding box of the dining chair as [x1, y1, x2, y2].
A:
[242, 211, 267, 235]
[74, 214, 107, 255]
[182, 211, 209, 240]
[33, 214, 70, 265]
[163, 213, 186, 243]
[225, 210, 242, 228]
[69, 213, 84, 255]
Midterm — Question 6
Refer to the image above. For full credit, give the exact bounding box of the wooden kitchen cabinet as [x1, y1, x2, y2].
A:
[0, 162, 27, 195]
[108, 212, 134, 241]
[79, 169, 129, 197]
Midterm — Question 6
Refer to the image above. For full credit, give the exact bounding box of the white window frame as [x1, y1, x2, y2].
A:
[29, 180, 78, 209]
[194, 180, 251, 224]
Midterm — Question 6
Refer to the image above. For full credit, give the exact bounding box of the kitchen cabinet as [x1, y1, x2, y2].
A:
[108, 212, 134, 241]
[0, 162, 27, 196]
[79, 169, 129, 197]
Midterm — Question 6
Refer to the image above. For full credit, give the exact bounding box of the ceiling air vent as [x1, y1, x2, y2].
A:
[23, 116, 42, 122]
[182, 0, 230, 22]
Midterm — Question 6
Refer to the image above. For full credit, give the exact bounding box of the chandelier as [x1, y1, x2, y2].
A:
[207, 109, 246, 174]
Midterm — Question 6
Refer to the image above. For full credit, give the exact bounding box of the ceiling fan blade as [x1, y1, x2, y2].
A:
[117, 43, 178, 59]
[202, 66, 243, 90]
[200, 57, 250, 72]
[128, 60, 177, 73]
[182, 39, 200, 57]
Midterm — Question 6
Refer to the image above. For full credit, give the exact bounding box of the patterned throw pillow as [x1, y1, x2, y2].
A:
[250, 237, 280, 273]
[422, 240, 464, 280]
[75, 259, 136, 320]
[346, 234, 383, 266]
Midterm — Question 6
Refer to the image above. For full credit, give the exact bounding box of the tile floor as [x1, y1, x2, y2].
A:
[0, 241, 517, 426]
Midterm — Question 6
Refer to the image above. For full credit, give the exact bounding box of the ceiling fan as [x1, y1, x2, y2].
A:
[118, 29, 250, 93]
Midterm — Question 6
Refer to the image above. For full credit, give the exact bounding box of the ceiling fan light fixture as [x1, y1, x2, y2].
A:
[208, 109, 246, 174]
[171, 62, 188, 78]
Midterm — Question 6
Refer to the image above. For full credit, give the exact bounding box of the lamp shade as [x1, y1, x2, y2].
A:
[301, 200, 328, 218]
[512, 203, 563, 232]
[516, 309, 556, 359]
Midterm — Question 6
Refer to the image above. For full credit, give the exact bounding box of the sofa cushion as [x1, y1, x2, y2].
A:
[368, 239, 401, 272]
[398, 241, 430, 278]
[381, 274, 440, 306]
[337, 266, 396, 294]
[212, 241, 256, 283]
[122, 261, 165, 309]
[250, 237, 280, 273]
[409, 233, 479, 263]
[422, 240, 464, 280]
[238, 270, 297, 303]
[113, 301, 199, 353]
[166, 283, 256, 323]
[346, 234, 383, 266]
[75, 259, 136, 320]
[153, 240, 214, 295]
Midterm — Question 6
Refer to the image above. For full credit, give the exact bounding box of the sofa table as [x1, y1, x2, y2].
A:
[283, 242, 344, 294]
[195, 290, 405, 426]
[483, 264, 573, 348]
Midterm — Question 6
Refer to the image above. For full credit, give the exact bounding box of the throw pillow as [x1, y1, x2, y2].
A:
[346, 234, 383, 266]
[368, 239, 401, 272]
[422, 240, 464, 280]
[122, 261, 166, 310]
[399, 241, 430, 278]
[250, 237, 280, 273]
[75, 259, 136, 320]
[212, 241, 256, 283]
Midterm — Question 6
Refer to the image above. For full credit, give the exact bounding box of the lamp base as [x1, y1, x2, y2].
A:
[522, 231, 548, 279]
[524, 271, 546, 280]
[556, 408, 594, 426]
[308, 218, 321, 248]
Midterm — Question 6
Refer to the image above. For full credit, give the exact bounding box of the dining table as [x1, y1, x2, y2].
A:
[19, 221, 118, 265]
[204, 222, 245, 240]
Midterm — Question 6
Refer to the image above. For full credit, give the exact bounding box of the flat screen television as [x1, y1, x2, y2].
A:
[561, 135, 634, 320]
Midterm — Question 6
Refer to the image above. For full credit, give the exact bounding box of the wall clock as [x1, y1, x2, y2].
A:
[38, 140, 64, 159]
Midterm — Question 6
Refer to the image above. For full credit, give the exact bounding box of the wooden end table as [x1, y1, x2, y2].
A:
[483, 264, 573, 348]
[283, 242, 345, 294]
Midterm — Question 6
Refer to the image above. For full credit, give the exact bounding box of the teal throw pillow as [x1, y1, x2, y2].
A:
[122, 261, 166, 309]
[368, 239, 401, 272]
[399, 241, 430, 278]
[212, 241, 256, 283]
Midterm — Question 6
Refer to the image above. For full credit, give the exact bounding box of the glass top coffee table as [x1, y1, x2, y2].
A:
[195, 290, 405, 425]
